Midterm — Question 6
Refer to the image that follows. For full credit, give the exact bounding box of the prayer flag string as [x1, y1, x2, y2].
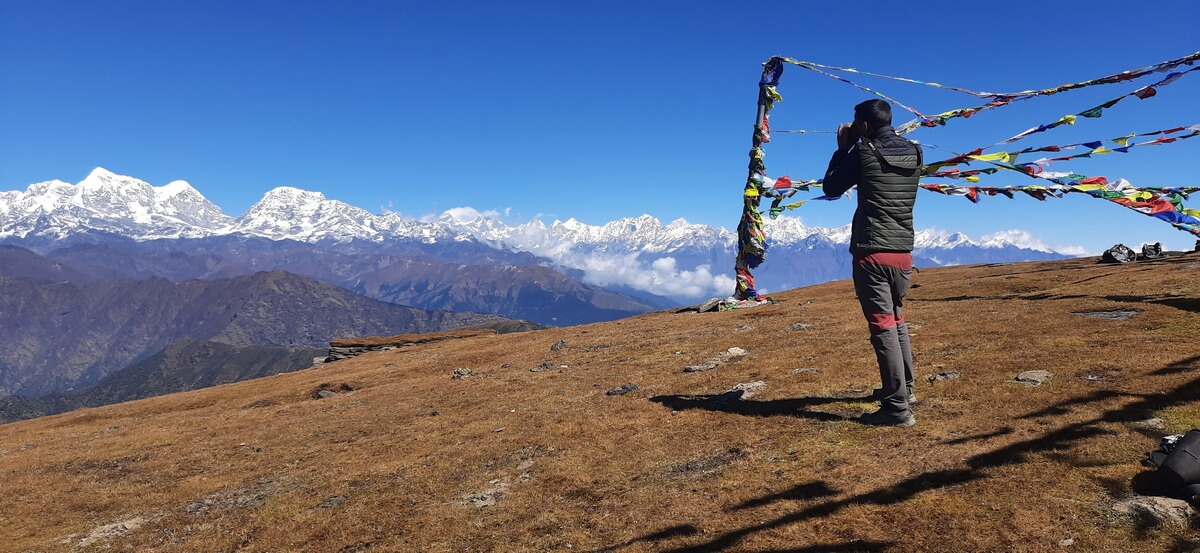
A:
[731, 52, 1200, 300]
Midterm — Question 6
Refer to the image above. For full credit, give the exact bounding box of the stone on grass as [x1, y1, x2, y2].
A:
[683, 361, 719, 373]
[605, 383, 639, 396]
[1112, 495, 1197, 525]
[696, 298, 723, 313]
[451, 368, 475, 380]
[722, 347, 747, 359]
[76, 517, 146, 548]
[1131, 418, 1168, 431]
[1072, 310, 1138, 321]
[683, 347, 746, 373]
[1015, 370, 1053, 386]
[735, 324, 751, 331]
[551, 340, 567, 352]
[317, 495, 347, 509]
[790, 322, 814, 331]
[728, 381, 767, 399]
[926, 370, 961, 384]
[316, 390, 340, 399]
[793, 368, 820, 375]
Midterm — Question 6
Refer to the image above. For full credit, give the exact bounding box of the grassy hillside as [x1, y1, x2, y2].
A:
[3, 255, 1198, 552]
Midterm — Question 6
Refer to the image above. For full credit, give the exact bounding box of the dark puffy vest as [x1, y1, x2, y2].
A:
[851, 131, 922, 255]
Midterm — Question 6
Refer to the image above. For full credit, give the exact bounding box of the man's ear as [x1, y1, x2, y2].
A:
[857, 121, 871, 136]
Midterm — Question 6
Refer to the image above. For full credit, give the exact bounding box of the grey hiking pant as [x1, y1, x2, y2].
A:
[852, 255, 915, 414]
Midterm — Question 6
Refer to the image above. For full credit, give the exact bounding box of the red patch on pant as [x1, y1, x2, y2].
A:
[854, 252, 912, 270]
[866, 311, 898, 330]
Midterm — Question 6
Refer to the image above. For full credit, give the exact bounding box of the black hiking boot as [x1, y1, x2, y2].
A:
[870, 387, 918, 406]
[858, 408, 916, 428]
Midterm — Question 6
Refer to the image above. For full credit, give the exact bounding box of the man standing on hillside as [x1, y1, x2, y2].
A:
[822, 99, 923, 428]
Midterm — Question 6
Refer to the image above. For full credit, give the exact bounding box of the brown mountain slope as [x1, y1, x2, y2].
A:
[0, 339, 326, 422]
[0, 270, 501, 396]
[2, 255, 1199, 552]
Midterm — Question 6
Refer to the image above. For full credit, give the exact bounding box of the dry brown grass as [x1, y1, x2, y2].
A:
[329, 328, 497, 348]
[4, 255, 1200, 552]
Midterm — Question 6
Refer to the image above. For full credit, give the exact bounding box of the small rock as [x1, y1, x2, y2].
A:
[1131, 418, 1167, 431]
[316, 390, 340, 399]
[500, 363, 511, 369]
[76, 517, 147, 548]
[696, 298, 723, 313]
[606, 383, 639, 396]
[531, 362, 554, 373]
[551, 340, 567, 352]
[317, 495, 347, 509]
[1072, 310, 1138, 321]
[1059, 537, 1074, 547]
[728, 381, 767, 400]
[1015, 370, 1053, 386]
[723, 347, 747, 358]
[926, 370, 961, 383]
[790, 322, 814, 331]
[1112, 495, 1197, 525]
[683, 361, 719, 373]
[735, 324, 752, 331]
[793, 368, 820, 375]
[451, 368, 475, 380]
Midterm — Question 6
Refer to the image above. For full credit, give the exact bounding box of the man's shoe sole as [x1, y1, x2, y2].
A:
[858, 412, 917, 428]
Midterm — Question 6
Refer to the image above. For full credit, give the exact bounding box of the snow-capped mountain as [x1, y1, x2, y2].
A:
[230, 187, 381, 242]
[0, 168, 231, 240]
[1, 168, 1081, 300]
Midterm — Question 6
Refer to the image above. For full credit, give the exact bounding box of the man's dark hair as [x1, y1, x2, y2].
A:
[854, 99, 892, 128]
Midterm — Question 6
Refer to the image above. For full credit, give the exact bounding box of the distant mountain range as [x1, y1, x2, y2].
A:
[1, 168, 1077, 303]
[0, 267, 501, 397]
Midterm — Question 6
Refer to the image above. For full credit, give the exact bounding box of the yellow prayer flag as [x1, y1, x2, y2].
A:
[1058, 115, 1077, 126]
[1092, 147, 1112, 155]
[1112, 133, 1135, 146]
[968, 152, 1011, 162]
[966, 176, 980, 183]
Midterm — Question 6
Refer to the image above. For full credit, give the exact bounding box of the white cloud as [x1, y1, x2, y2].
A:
[441, 206, 507, 222]
[551, 251, 731, 299]
[982, 229, 1051, 252]
[982, 229, 1088, 256]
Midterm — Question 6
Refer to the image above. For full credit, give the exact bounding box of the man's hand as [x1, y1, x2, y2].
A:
[837, 123, 857, 151]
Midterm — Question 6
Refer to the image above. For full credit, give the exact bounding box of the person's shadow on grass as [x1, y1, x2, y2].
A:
[649, 391, 859, 422]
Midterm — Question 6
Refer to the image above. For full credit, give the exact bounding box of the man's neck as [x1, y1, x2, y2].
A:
[865, 125, 896, 140]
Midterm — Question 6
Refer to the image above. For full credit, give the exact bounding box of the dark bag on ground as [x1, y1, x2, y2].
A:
[1156, 429, 1200, 501]
[1100, 243, 1137, 264]
[1140, 242, 1165, 260]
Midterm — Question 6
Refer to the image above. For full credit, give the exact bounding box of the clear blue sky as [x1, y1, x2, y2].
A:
[2, 0, 1198, 253]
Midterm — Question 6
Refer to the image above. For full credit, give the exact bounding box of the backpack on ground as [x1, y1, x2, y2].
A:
[1140, 242, 1165, 260]
[1151, 430, 1200, 501]
[1100, 243, 1137, 264]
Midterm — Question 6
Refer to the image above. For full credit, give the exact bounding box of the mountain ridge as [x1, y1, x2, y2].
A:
[0, 268, 501, 396]
[1, 167, 1080, 300]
